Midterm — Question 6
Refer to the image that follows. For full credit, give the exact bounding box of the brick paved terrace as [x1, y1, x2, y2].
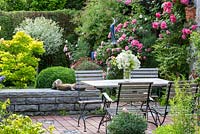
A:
[31, 115, 172, 134]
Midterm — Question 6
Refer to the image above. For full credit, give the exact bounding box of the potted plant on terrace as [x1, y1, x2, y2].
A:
[184, 0, 196, 21]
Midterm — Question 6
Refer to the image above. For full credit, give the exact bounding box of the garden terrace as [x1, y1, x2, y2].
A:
[0, 89, 100, 116]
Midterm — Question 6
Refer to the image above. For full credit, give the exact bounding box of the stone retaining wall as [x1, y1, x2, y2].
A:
[0, 89, 101, 116]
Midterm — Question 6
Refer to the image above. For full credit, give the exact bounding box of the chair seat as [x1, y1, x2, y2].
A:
[106, 106, 146, 117]
[78, 100, 102, 104]
[149, 105, 170, 118]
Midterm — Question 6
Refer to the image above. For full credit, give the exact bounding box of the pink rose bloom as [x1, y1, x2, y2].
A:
[123, 21, 129, 28]
[185, 29, 192, 34]
[94, 51, 97, 59]
[159, 34, 163, 38]
[160, 21, 167, 29]
[116, 48, 121, 52]
[108, 32, 111, 38]
[116, 23, 123, 32]
[182, 28, 191, 35]
[166, 30, 170, 35]
[152, 22, 159, 29]
[125, 0, 131, 5]
[121, 33, 126, 39]
[128, 36, 133, 42]
[182, 28, 186, 34]
[131, 19, 137, 24]
[163, 2, 173, 14]
[125, 46, 129, 50]
[155, 12, 161, 18]
[182, 34, 186, 39]
[132, 28, 136, 32]
[137, 43, 143, 50]
[106, 48, 111, 52]
[191, 25, 198, 30]
[143, 56, 147, 60]
[170, 14, 176, 23]
[180, 0, 189, 5]
[131, 39, 139, 47]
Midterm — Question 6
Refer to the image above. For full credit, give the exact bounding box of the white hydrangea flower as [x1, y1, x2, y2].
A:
[116, 50, 140, 70]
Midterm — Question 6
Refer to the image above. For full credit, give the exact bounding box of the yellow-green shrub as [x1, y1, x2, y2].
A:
[0, 31, 45, 88]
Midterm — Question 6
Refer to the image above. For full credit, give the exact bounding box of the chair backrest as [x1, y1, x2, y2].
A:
[116, 82, 153, 113]
[75, 70, 104, 90]
[167, 81, 199, 99]
[131, 68, 159, 78]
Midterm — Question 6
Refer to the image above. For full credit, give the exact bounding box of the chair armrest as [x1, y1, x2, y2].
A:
[102, 92, 113, 102]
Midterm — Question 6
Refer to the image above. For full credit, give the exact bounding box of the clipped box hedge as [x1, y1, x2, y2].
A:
[35, 66, 75, 88]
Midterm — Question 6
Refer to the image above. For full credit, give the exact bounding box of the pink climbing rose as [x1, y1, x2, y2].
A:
[125, 0, 131, 5]
[180, 0, 189, 5]
[170, 14, 176, 23]
[123, 21, 129, 28]
[131, 19, 137, 24]
[152, 22, 159, 29]
[155, 12, 161, 18]
[163, 1, 173, 14]
[160, 21, 167, 29]
[191, 25, 198, 30]
[125, 46, 129, 50]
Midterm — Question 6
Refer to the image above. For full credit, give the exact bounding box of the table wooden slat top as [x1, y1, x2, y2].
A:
[81, 78, 169, 88]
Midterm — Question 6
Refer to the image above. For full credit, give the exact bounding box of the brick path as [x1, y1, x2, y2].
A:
[31, 115, 172, 134]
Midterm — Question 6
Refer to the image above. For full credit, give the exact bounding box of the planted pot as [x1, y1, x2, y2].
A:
[185, 6, 196, 21]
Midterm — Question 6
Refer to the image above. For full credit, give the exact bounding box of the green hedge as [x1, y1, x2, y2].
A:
[0, 10, 77, 40]
[0, 0, 87, 11]
[35, 66, 75, 88]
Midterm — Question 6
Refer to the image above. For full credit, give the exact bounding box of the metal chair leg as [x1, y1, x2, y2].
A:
[97, 115, 105, 133]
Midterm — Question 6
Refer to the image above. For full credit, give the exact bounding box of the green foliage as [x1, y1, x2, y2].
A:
[35, 66, 75, 88]
[153, 40, 189, 80]
[65, 0, 86, 10]
[106, 66, 123, 80]
[0, 0, 28, 11]
[189, 31, 200, 74]
[75, 0, 125, 48]
[15, 16, 63, 56]
[0, 31, 45, 88]
[74, 60, 102, 70]
[0, 99, 54, 134]
[154, 80, 199, 134]
[0, 99, 10, 120]
[107, 112, 147, 134]
[68, 37, 91, 62]
[0, 15, 13, 39]
[0, 0, 86, 11]
[29, 0, 66, 11]
[140, 32, 158, 67]
[0, 114, 45, 134]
